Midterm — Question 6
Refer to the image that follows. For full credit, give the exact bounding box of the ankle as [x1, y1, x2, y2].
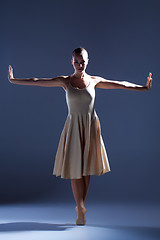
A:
[77, 205, 85, 211]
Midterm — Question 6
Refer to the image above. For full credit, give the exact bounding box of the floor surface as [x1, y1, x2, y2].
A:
[0, 202, 159, 240]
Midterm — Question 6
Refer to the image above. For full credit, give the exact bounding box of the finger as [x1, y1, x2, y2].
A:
[149, 72, 152, 77]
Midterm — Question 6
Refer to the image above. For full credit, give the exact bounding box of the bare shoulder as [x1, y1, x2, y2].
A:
[57, 75, 69, 81]
[56, 75, 70, 90]
[89, 75, 105, 88]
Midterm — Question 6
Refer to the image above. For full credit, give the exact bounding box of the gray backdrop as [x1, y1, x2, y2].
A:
[1, 0, 159, 204]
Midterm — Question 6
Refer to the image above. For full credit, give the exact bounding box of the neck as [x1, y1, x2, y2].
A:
[72, 71, 87, 79]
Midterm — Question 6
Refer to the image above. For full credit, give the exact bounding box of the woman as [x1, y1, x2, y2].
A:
[8, 47, 152, 225]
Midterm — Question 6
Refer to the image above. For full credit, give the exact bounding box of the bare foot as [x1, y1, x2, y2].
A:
[75, 206, 87, 225]
[76, 215, 86, 225]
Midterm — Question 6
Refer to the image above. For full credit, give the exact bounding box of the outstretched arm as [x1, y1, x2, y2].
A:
[8, 65, 66, 88]
[95, 72, 152, 91]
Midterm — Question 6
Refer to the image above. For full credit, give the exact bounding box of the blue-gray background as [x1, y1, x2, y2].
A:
[1, 0, 159, 204]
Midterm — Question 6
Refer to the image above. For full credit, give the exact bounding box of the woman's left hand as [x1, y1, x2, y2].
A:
[146, 72, 152, 90]
[8, 65, 14, 82]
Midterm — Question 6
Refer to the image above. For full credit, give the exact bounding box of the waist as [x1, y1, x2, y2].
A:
[67, 103, 95, 114]
[67, 109, 96, 119]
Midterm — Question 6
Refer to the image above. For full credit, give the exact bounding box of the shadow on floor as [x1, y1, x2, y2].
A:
[0, 222, 76, 232]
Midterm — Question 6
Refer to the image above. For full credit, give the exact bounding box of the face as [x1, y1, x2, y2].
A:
[71, 53, 89, 73]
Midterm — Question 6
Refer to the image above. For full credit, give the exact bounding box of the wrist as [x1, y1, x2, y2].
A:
[144, 86, 149, 91]
[9, 78, 14, 82]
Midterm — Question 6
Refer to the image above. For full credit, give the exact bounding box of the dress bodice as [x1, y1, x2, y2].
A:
[66, 81, 95, 115]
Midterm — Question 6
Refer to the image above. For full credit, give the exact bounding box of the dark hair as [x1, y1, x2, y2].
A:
[72, 47, 88, 58]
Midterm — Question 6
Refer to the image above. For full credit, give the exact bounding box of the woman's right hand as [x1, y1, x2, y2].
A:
[8, 65, 14, 82]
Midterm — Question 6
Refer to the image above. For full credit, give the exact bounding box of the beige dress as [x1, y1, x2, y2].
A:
[53, 80, 111, 179]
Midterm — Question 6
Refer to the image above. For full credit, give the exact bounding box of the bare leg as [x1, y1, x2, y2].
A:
[71, 177, 89, 225]
[75, 175, 90, 212]
[83, 175, 90, 203]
